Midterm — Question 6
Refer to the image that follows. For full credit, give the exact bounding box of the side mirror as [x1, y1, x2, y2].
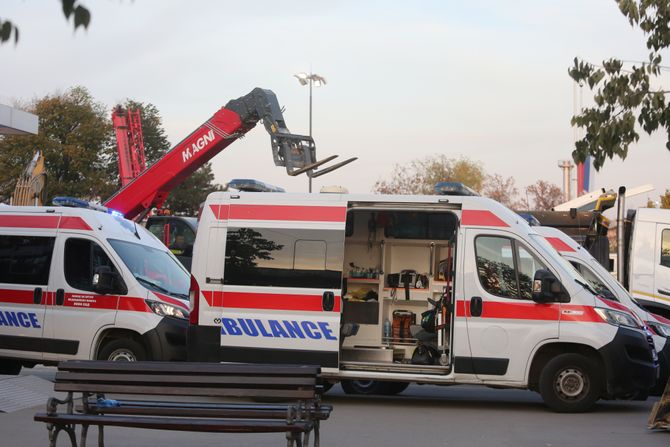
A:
[92, 266, 127, 295]
[532, 269, 570, 304]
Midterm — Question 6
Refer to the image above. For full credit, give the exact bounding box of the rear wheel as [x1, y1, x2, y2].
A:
[97, 338, 146, 362]
[538, 353, 602, 413]
[0, 359, 22, 375]
[341, 379, 390, 395]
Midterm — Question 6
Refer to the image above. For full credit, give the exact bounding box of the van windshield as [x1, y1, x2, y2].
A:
[529, 234, 589, 288]
[108, 239, 189, 300]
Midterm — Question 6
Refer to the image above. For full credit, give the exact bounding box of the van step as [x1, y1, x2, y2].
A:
[340, 360, 450, 375]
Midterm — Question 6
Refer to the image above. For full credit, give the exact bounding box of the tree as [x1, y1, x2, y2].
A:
[526, 180, 563, 211]
[0, 86, 115, 203]
[661, 189, 670, 209]
[482, 174, 524, 208]
[373, 155, 486, 195]
[165, 164, 223, 215]
[569, 1, 670, 169]
[1, 1, 91, 45]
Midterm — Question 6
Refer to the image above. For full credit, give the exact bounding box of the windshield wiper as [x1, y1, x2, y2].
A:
[574, 279, 597, 296]
[135, 276, 171, 295]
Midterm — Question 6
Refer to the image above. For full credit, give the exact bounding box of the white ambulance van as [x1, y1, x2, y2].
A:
[188, 191, 658, 412]
[626, 208, 670, 318]
[0, 200, 190, 375]
[537, 226, 669, 394]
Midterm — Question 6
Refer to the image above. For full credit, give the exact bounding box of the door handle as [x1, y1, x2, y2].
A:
[322, 291, 335, 312]
[56, 289, 65, 306]
[33, 287, 42, 305]
[470, 296, 483, 317]
[659, 289, 670, 297]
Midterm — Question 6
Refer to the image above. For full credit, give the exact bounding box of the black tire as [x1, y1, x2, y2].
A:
[538, 353, 602, 413]
[340, 379, 390, 395]
[0, 359, 22, 375]
[97, 338, 147, 362]
[321, 381, 334, 394]
[383, 381, 410, 395]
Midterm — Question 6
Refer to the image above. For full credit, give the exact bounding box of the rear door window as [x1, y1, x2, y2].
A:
[0, 235, 55, 285]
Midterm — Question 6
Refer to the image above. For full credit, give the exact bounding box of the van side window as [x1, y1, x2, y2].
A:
[224, 227, 343, 288]
[64, 238, 118, 292]
[0, 235, 55, 285]
[475, 236, 518, 298]
[475, 236, 546, 300]
[662, 229, 670, 268]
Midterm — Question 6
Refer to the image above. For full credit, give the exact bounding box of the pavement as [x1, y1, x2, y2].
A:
[1, 366, 668, 446]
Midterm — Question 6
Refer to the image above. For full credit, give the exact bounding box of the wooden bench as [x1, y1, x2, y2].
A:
[34, 360, 332, 447]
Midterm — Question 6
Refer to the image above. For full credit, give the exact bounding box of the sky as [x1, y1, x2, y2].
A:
[2, 0, 670, 207]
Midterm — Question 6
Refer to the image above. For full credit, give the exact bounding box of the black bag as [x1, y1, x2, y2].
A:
[387, 273, 399, 288]
[420, 308, 437, 333]
[411, 344, 438, 365]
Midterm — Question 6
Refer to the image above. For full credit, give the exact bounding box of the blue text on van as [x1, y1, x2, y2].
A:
[220, 318, 336, 340]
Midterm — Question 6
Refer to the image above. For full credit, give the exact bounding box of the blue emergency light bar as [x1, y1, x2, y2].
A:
[434, 182, 480, 197]
[227, 179, 285, 193]
[52, 196, 123, 217]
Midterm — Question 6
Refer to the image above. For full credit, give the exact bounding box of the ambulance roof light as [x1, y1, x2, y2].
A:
[434, 182, 480, 197]
[52, 196, 122, 217]
[227, 179, 285, 193]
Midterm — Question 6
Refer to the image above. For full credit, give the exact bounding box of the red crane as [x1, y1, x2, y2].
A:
[112, 106, 147, 187]
[105, 88, 355, 220]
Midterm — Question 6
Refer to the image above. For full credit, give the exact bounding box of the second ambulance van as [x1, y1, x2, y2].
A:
[0, 200, 190, 375]
[187, 191, 658, 412]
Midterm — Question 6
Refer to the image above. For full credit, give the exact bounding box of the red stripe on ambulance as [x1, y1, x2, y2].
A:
[209, 204, 346, 222]
[456, 300, 603, 323]
[545, 237, 576, 253]
[201, 290, 341, 312]
[461, 210, 509, 227]
[0, 215, 91, 230]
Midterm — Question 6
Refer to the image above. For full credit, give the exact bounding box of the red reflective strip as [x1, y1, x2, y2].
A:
[545, 237, 575, 253]
[118, 296, 151, 312]
[461, 210, 509, 227]
[219, 291, 341, 312]
[0, 215, 91, 231]
[202, 290, 223, 307]
[455, 300, 603, 323]
[209, 204, 230, 220]
[152, 292, 189, 311]
[596, 296, 630, 313]
[0, 289, 35, 305]
[652, 313, 670, 325]
[0, 215, 60, 229]
[228, 205, 346, 222]
[58, 216, 92, 231]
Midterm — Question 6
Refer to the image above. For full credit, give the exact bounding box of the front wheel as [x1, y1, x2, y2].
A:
[538, 353, 602, 413]
[97, 338, 146, 362]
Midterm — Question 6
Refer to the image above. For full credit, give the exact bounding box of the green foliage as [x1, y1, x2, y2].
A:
[165, 164, 223, 215]
[1, 1, 90, 45]
[0, 86, 115, 203]
[570, 0, 670, 169]
[661, 189, 670, 209]
[372, 155, 486, 195]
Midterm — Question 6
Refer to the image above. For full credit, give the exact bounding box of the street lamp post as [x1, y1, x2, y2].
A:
[294, 72, 326, 193]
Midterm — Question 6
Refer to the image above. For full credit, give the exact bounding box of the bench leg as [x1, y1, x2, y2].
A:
[98, 425, 104, 447]
[48, 423, 77, 447]
[314, 421, 320, 447]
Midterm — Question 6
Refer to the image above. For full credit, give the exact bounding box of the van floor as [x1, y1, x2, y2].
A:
[340, 360, 451, 375]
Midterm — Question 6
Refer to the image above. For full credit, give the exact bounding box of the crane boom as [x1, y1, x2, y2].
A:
[104, 88, 355, 219]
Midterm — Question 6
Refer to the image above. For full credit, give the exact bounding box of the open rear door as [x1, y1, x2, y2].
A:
[217, 193, 347, 371]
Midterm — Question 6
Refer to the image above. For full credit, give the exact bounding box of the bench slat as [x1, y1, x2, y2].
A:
[77, 405, 331, 420]
[54, 383, 317, 399]
[58, 361, 320, 376]
[34, 413, 312, 434]
[56, 372, 317, 387]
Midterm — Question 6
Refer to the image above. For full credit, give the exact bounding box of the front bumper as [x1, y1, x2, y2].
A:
[598, 327, 658, 399]
[142, 317, 188, 361]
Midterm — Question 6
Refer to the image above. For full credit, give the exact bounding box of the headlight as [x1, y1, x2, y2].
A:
[647, 321, 670, 337]
[145, 300, 189, 320]
[594, 307, 640, 329]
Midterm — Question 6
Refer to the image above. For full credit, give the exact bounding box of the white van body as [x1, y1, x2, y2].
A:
[0, 206, 190, 374]
[537, 226, 669, 392]
[628, 208, 670, 318]
[188, 192, 658, 412]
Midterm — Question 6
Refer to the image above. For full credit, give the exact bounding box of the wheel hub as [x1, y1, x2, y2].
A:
[107, 349, 136, 362]
[555, 368, 587, 398]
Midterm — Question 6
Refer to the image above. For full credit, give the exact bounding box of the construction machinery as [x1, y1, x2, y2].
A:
[105, 87, 356, 220]
[111, 105, 146, 187]
[9, 150, 47, 206]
